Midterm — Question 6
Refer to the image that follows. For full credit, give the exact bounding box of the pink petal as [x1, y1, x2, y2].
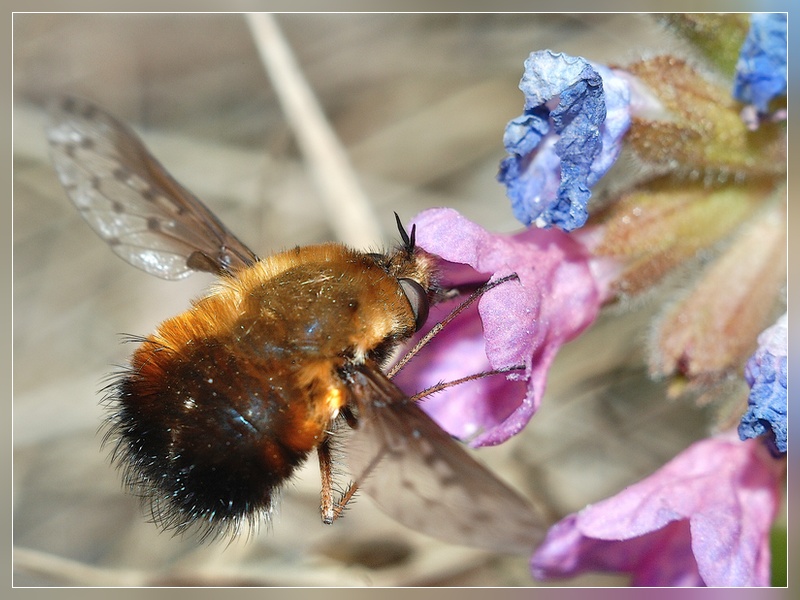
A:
[404, 208, 603, 446]
[532, 516, 703, 586]
[395, 298, 527, 440]
[532, 432, 784, 586]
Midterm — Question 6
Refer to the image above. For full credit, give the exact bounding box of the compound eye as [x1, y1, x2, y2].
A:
[399, 278, 429, 331]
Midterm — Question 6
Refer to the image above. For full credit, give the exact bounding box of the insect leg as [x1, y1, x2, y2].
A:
[317, 438, 337, 524]
[409, 364, 525, 401]
[388, 273, 519, 378]
[328, 445, 386, 523]
[319, 421, 378, 524]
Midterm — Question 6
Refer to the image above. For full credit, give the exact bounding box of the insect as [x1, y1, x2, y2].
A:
[46, 97, 545, 553]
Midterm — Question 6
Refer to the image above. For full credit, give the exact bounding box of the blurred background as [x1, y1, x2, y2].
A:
[11, 12, 786, 588]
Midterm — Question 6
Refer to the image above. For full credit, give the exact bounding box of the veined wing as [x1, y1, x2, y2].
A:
[346, 365, 547, 554]
[46, 97, 258, 279]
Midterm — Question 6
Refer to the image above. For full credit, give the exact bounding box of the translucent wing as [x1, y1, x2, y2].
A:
[346, 366, 547, 554]
[46, 97, 258, 279]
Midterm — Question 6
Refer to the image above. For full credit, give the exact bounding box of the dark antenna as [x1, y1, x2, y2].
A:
[394, 212, 416, 253]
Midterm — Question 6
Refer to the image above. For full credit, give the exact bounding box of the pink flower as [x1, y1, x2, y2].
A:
[399, 208, 615, 446]
[531, 433, 785, 586]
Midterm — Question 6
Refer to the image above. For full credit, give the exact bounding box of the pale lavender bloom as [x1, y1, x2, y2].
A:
[401, 208, 615, 446]
[531, 432, 784, 586]
[498, 50, 630, 231]
[739, 313, 787, 455]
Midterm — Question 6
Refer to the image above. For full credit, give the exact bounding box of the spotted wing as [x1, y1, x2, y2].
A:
[46, 97, 258, 279]
[346, 365, 547, 553]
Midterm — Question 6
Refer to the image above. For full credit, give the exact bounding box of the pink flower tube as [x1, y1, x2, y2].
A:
[531, 432, 785, 586]
[399, 207, 615, 446]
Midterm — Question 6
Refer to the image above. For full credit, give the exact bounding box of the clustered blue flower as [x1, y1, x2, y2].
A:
[733, 13, 787, 114]
[498, 50, 629, 232]
[494, 17, 786, 589]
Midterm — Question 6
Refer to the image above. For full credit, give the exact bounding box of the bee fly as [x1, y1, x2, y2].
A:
[46, 97, 545, 552]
